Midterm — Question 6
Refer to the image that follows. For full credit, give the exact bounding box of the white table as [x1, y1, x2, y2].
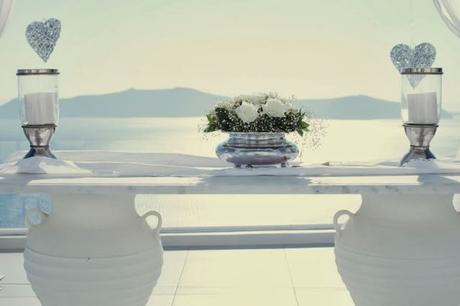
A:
[2, 152, 460, 306]
[1, 151, 460, 248]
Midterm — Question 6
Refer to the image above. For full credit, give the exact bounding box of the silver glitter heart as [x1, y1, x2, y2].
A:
[390, 42, 436, 87]
[25, 18, 61, 63]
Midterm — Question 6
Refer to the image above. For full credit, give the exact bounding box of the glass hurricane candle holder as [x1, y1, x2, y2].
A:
[17, 69, 59, 159]
[400, 67, 443, 166]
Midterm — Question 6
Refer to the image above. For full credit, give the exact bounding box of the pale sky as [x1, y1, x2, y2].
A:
[1, 0, 460, 110]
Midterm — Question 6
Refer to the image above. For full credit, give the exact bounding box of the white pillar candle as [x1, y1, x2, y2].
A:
[24, 92, 57, 125]
[407, 92, 438, 124]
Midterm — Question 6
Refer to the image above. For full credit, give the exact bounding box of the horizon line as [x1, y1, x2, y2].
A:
[0, 86, 400, 105]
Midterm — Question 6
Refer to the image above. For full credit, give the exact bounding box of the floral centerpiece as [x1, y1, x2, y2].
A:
[204, 93, 310, 167]
[205, 93, 309, 135]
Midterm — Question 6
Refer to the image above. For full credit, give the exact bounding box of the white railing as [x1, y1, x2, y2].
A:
[0, 225, 335, 251]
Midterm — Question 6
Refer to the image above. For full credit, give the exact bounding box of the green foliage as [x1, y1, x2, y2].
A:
[204, 107, 310, 136]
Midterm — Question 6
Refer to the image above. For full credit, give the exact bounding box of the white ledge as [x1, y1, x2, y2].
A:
[1, 175, 460, 194]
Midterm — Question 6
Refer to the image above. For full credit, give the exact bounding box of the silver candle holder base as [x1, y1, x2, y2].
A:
[22, 124, 56, 159]
[400, 123, 437, 166]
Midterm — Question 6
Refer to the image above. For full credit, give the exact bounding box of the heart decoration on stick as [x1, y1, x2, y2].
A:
[390, 42, 436, 87]
[25, 18, 61, 62]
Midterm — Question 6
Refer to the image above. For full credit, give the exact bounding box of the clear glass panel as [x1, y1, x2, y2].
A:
[136, 194, 361, 228]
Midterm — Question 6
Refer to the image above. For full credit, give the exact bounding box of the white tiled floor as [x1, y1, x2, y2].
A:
[0, 248, 354, 306]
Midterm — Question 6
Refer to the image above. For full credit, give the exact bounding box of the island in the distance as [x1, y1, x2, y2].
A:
[0, 87, 452, 119]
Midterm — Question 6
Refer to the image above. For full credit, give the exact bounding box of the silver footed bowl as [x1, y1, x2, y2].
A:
[216, 132, 299, 167]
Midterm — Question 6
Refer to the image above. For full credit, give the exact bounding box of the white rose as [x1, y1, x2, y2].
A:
[281, 97, 294, 106]
[235, 101, 259, 123]
[248, 94, 267, 105]
[263, 98, 290, 117]
[235, 94, 267, 105]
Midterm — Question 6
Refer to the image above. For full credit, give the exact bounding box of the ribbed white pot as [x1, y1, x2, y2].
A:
[334, 193, 460, 306]
[24, 192, 163, 306]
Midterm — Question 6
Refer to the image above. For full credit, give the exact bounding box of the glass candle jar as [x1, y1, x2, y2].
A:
[401, 68, 443, 125]
[17, 69, 60, 159]
[399, 67, 443, 166]
[17, 69, 59, 126]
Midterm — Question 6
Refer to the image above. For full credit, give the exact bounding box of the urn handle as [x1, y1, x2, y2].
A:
[25, 208, 49, 228]
[141, 211, 162, 236]
[333, 210, 354, 237]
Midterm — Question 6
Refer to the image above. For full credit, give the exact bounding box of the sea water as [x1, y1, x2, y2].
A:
[0, 117, 459, 229]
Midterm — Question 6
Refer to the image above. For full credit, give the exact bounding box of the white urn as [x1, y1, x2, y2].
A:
[334, 193, 460, 306]
[24, 192, 163, 306]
